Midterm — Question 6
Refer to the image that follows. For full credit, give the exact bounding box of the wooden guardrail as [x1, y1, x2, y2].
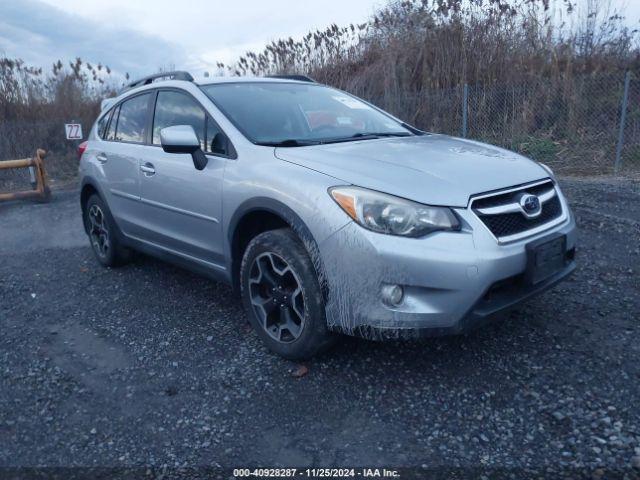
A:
[0, 149, 51, 202]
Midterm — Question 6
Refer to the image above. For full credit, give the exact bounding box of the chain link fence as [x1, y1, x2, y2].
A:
[366, 72, 640, 175]
[1, 72, 639, 192]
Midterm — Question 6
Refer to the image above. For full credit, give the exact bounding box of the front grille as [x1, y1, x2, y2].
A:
[479, 196, 561, 237]
[472, 182, 556, 210]
[471, 180, 564, 240]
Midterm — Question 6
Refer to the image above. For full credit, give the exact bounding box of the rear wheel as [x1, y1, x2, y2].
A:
[240, 228, 333, 360]
[83, 194, 131, 267]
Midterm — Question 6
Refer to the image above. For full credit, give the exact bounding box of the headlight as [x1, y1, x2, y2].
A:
[329, 186, 460, 237]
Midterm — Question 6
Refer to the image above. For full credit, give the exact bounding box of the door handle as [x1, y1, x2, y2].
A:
[140, 163, 156, 176]
[96, 153, 108, 164]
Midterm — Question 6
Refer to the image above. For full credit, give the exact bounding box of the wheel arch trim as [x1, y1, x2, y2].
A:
[79, 176, 126, 241]
[227, 197, 329, 300]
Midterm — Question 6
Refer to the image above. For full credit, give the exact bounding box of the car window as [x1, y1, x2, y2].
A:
[97, 110, 112, 139]
[153, 90, 231, 156]
[115, 93, 151, 143]
[205, 116, 231, 156]
[153, 91, 205, 149]
[105, 105, 119, 141]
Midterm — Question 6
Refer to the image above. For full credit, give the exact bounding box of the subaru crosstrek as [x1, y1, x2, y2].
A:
[79, 72, 577, 359]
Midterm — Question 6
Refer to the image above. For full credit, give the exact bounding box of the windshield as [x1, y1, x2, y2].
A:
[200, 82, 412, 146]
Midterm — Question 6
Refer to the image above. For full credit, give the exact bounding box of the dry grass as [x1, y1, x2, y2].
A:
[219, 0, 639, 174]
[225, 0, 637, 94]
[1, 0, 639, 178]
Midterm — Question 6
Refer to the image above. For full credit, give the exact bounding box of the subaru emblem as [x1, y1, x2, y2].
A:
[519, 194, 541, 218]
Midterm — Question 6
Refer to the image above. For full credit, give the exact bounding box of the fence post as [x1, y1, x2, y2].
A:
[462, 83, 469, 138]
[614, 71, 631, 174]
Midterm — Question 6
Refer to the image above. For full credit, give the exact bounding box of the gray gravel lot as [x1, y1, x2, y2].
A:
[0, 178, 639, 479]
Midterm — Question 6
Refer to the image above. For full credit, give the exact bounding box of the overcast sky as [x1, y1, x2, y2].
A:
[0, 0, 638, 80]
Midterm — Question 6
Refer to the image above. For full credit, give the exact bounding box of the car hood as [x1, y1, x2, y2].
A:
[275, 134, 549, 207]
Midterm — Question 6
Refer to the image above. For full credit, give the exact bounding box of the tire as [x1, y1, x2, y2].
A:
[83, 194, 131, 267]
[240, 228, 334, 360]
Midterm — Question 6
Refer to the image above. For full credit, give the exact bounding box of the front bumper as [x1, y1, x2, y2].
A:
[318, 198, 577, 340]
[353, 258, 575, 340]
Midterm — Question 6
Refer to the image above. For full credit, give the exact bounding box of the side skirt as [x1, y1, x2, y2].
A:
[122, 233, 232, 285]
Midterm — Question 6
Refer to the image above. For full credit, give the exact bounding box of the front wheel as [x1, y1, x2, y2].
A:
[240, 228, 334, 360]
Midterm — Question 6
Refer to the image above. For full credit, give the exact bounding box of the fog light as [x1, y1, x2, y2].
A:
[381, 284, 404, 306]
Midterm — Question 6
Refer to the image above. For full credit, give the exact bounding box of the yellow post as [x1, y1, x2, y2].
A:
[0, 149, 50, 202]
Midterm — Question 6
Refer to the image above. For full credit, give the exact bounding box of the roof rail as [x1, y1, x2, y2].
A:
[266, 74, 315, 83]
[120, 71, 194, 94]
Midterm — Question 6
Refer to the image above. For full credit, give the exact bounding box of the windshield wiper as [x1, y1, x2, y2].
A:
[255, 139, 319, 147]
[320, 131, 413, 145]
[353, 132, 412, 138]
[257, 132, 412, 147]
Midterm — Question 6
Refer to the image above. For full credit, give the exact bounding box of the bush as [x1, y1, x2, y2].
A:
[515, 136, 559, 162]
[2, 0, 639, 177]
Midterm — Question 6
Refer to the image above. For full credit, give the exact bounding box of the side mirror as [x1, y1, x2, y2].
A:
[160, 125, 208, 170]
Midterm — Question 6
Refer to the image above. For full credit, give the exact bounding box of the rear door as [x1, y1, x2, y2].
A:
[100, 92, 153, 236]
[136, 89, 233, 269]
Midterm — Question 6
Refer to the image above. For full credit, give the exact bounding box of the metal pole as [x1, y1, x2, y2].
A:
[614, 71, 631, 175]
[462, 83, 469, 138]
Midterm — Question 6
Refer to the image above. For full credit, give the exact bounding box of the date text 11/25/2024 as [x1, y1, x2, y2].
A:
[233, 468, 400, 478]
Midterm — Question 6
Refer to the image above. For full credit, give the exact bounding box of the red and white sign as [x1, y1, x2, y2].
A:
[65, 124, 83, 140]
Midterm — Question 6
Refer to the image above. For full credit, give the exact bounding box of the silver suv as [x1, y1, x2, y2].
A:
[79, 71, 577, 359]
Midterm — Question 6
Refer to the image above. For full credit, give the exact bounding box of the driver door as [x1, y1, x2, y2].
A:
[136, 89, 233, 269]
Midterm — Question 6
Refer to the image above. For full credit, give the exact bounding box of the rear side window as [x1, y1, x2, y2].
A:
[153, 91, 205, 148]
[115, 93, 151, 143]
[97, 110, 112, 139]
[105, 105, 119, 141]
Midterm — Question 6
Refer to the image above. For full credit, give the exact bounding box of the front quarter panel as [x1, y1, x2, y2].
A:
[222, 146, 352, 275]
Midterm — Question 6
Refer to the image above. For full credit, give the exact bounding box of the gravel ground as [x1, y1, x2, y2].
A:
[0, 178, 639, 479]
